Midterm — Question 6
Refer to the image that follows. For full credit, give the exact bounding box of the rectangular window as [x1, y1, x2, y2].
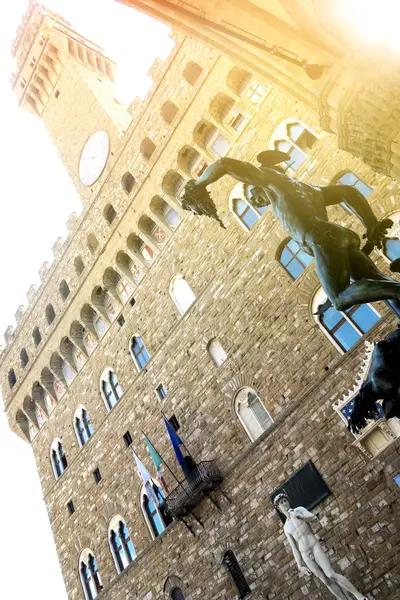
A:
[211, 134, 230, 157]
[21, 77, 27, 89]
[129, 297, 136, 307]
[93, 468, 102, 484]
[29, 57, 36, 67]
[117, 315, 125, 327]
[168, 414, 180, 432]
[155, 383, 167, 401]
[54, 89, 60, 99]
[246, 82, 267, 105]
[123, 430, 133, 447]
[229, 110, 248, 132]
[67, 500, 75, 515]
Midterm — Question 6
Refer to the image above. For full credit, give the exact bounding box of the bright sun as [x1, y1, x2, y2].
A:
[341, 0, 400, 50]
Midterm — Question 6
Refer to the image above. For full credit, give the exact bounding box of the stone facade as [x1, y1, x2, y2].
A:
[1, 5, 400, 600]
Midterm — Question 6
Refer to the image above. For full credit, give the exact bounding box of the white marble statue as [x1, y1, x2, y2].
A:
[273, 492, 370, 600]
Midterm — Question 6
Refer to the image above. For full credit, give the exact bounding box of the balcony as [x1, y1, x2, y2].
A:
[163, 461, 223, 518]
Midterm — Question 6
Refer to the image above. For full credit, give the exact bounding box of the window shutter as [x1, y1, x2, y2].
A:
[249, 395, 271, 431]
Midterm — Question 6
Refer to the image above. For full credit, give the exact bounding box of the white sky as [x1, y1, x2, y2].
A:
[0, 2, 171, 598]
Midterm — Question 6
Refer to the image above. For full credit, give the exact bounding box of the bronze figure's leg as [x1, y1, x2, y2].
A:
[313, 233, 400, 310]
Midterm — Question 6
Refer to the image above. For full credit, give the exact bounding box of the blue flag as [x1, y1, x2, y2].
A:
[163, 417, 189, 476]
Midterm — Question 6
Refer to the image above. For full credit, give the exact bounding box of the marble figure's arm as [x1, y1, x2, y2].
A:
[293, 506, 318, 522]
[286, 532, 310, 575]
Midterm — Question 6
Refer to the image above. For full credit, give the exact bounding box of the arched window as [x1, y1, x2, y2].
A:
[103, 267, 133, 304]
[178, 146, 202, 175]
[59, 279, 70, 300]
[274, 121, 317, 171]
[127, 233, 154, 265]
[50, 439, 68, 479]
[74, 256, 85, 275]
[74, 406, 94, 447]
[162, 170, 185, 198]
[382, 211, 400, 261]
[130, 336, 150, 370]
[46, 303, 56, 325]
[150, 196, 181, 231]
[183, 61, 202, 85]
[334, 171, 372, 214]
[100, 368, 123, 411]
[193, 120, 217, 151]
[312, 288, 381, 352]
[140, 138, 156, 160]
[229, 181, 267, 230]
[207, 338, 227, 367]
[116, 250, 143, 284]
[171, 589, 185, 600]
[141, 481, 172, 539]
[138, 214, 167, 247]
[235, 387, 273, 442]
[79, 550, 103, 600]
[87, 233, 99, 254]
[227, 66, 252, 96]
[336, 171, 372, 198]
[170, 275, 196, 315]
[104, 203, 117, 225]
[161, 100, 178, 124]
[16, 409, 32, 441]
[109, 517, 136, 573]
[20, 348, 29, 368]
[32, 326, 41, 346]
[279, 238, 313, 279]
[8, 368, 17, 389]
[121, 171, 135, 194]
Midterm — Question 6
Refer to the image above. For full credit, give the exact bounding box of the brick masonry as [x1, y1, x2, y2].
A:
[1, 8, 400, 600]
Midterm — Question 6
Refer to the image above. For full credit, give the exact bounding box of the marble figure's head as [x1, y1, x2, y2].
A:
[273, 492, 290, 511]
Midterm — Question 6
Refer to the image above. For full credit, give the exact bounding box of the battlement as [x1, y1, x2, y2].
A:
[0, 34, 184, 359]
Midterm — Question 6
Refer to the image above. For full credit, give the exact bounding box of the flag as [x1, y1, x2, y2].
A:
[164, 416, 189, 476]
[143, 434, 169, 493]
[131, 449, 159, 507]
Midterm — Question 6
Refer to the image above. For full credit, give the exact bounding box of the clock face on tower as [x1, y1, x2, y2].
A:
[79, 130, 110, 186]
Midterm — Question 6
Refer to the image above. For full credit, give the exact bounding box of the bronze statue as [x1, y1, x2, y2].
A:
[348, 324, 400, 433]
[182, 151, 400, 312]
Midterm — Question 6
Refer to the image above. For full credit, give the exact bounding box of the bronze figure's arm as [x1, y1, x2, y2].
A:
[195, 157, 268, 188]
[322, 184, 393, 248]
[181, 157, 269, 227]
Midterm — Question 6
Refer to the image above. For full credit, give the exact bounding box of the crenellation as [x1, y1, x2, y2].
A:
[52, 236, 66, 259]
[26, 283, 37, 303]
[14, 305, 26, 324]
[39, 261, 51, 282]
[66, 212, 80, 234]
[4, 326, 14, 345]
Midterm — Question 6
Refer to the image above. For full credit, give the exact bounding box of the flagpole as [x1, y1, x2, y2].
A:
[142, 429, 191, 498]
[142, 429, 181, 487]
[161, 411, 192, 458]
[129, 445, 164, 508]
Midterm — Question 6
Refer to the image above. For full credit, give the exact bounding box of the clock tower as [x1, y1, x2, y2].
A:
[11, 0, 131, 205]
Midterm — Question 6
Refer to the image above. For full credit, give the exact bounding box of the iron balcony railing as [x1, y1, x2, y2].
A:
[163, 460, 223, 518]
